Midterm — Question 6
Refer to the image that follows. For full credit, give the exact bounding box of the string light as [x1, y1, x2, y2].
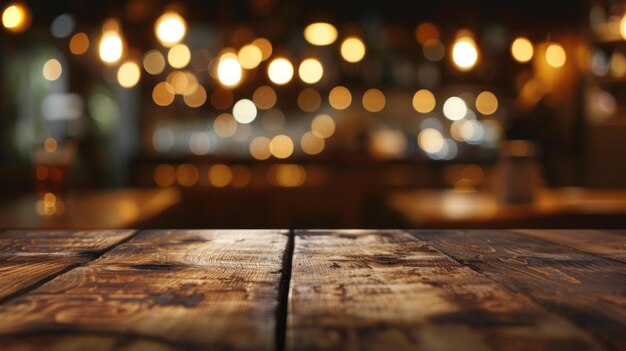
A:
[267, 57, 294, 85]
[451, 34, 478, 71]
[304, 22, 338, 46]
[155, 12, 186, 47]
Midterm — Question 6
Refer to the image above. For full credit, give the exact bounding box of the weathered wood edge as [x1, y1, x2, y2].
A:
[409, 229, 626, 351]
[510, 230, 626, 264]
[0, 229, 140, 306]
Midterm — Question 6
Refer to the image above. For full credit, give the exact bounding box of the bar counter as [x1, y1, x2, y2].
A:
[0, 229, 624, 350]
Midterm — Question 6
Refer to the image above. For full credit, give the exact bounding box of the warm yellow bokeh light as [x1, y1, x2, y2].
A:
[340, 37, 366, 63]
[328, 86, 352, 110]
[362, 88, 385, 112]
[298, 58, 324, 84]
[418, 128, 444, 154]
[249, 136, 271, 160]
[238, 44, 263, 69]
[300, 131, 325, 155]
[2, 3, 30, 32]
[252, 37, 273, 60]
[44, 138, 58, 153]
[311, 114, 335, 139]
[610, 52, 626, 77]
[208, 164, 233, 188]
[176, 164, 198, 187]
[143, 50, 166, 75]
[545, 43, 566, 68]
[475, 91, 498, 115]
[451, 37, 478, 71]
[117, 61, 141, 88]
[303, 22, 338, 46]
[231, 165, 252, 188]
[42, 59, 62, 81]
[155, 12, 186, 47]
[297, 88, 322, 112]
[412, 89, 436, 113]
[415, 22, 439, 45]
[253, 85, 277, 110]
[152, 82, 175, 106]
[267, 57, 294, 85]
[183, 85, 207, 107]
[232, 99, 257, 124]
[621, 14, 626, 40]
[154, 164, 176, 187]
[167, 44, 190, 69]
[214, 113, 238, 137]
[217, 54, 243, 87]
[69, 32, 89, 55]
[443, 97, 467, 121]
[270, 135, 294, 159]
[510, 37, 533, 63]
[270, 164, 306, 187]
[99, 31, 123, 64]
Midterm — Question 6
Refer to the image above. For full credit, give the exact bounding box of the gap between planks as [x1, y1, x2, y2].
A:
[0, 229, 142, 306]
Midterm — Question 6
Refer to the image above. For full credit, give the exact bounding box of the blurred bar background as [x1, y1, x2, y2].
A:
[1, 0, 625, 228]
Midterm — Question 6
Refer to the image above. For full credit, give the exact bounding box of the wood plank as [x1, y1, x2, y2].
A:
[0, 230, 136, 302]
[0, 230, 288, 351]
[287, 230, 604, 351]
[411, 230, 626, 351]
[511, 230, 626, 263]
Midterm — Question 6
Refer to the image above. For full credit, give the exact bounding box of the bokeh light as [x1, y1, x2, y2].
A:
[253, 85, 277, 110]
[154, 164, 176, 187]
[545, 43, 566, 68]
[300, 131, 325, 155]
[208, 164, 233, 188]
[2, 3, 30, 33]
[167, 44, 191, 69]
[511, 37, 533, 63]
[238, 44, 263, 69]
[249, 136, 271, 160]
[214, 113, 238, 137]
[415, 22, 440, 44]
[69, 32, 89, 55]
[412, 89, 436, 113]
[268, 57, 294, 85]
[443, 97, 467, 120]
[143, 50, 166, 75]
[311, 114, 336, 139]
[362, 88, 386, 112]
[423, 39, 445, 62]
[270, 135, 295, 159]
[340, 37, 366, 63]
[328, 86, 352, 110]
[117, 61, 141, 88]
[42, 59, 62, 81]
[304, 22, 338, 46]
[270, 164, 306, 187]
[183, 85, 207, 107]
[451, 36, 478, 71]
[418, 128, 444, 154]
[297, 88, 322, 112]
[475, 91, 498, 115]
[252, 37, 273, 60]
[99, 30, 123, 64]
[298, 58, 324, 84]
[152, 82, 175, 106]
[176, 164, 199, 187]
[155, 12, 186, 47]
[232, 99, 257, 124]
[217, 54, 243, 87]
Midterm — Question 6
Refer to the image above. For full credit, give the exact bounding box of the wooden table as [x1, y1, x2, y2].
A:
[0, 188, 181, 229]
[0, 229, 624, 350]
[389, 188, 626, 228]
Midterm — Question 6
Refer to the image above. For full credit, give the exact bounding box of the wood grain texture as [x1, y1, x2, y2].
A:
[511, 230, 626, 263]
[0, 230, 288, 351]
[0, 230, 136, 301]
[411, 230, 626, 351]
[287, 230, 604, 351]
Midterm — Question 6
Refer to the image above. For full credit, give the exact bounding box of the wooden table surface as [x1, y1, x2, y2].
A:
[0, 229, 624, 351]
[388, 188, 626, 227]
